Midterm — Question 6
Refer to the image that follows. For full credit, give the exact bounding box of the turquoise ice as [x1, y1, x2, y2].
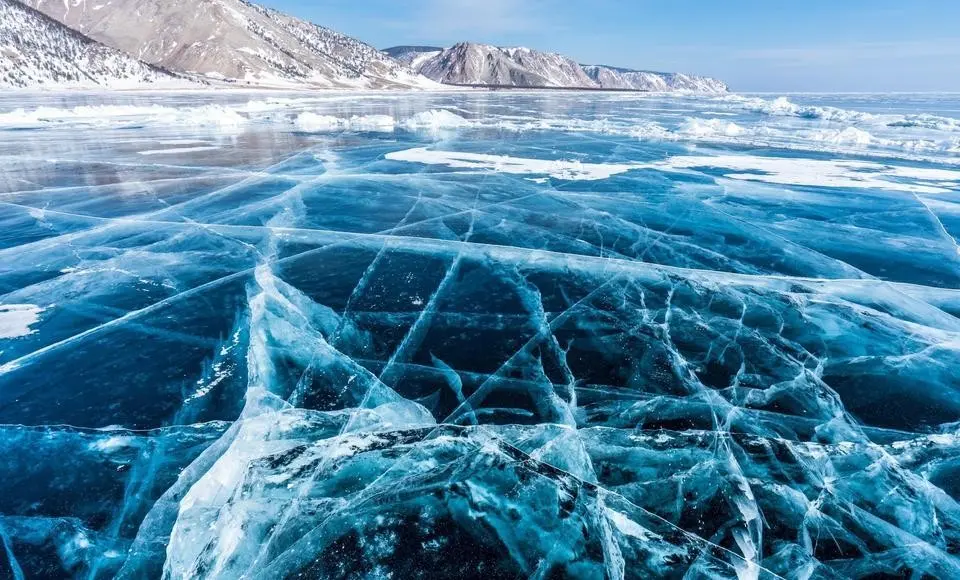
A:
[0, 90, 958, 579]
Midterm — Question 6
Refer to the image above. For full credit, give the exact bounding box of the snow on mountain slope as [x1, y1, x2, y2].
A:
[0, 0, 188, 89]
[582, 64, 727, 93]
[383, 45, 444, 69]
[387, 44, 728, 93]
[409, 42, 596, 88]
[21, 0, 435, 89]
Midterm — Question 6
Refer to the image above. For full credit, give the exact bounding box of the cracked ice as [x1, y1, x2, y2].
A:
[0, 91, 959, 579]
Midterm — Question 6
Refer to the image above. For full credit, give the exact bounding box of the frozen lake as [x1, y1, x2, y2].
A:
[0, 90, 958, 578]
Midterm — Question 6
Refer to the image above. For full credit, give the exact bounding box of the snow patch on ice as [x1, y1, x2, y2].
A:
[0, 304, 44, 339]
[661, 154, 960, 194]
[385, 147, 644, 181]
[138, 145, 221, 156]
[386, 146, 960, 191]
[386, 146, 960, 192]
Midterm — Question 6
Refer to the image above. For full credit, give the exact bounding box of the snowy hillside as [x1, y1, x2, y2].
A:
[0, 0, 188, 89]
[21, 0, 435, 89]
[583, 64, 728, 93]
[387, 43, 728, 93]
[410, 42, 596, 88]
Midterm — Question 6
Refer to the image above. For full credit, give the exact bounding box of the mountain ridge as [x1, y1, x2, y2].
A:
[0, 0, 190, 89]
[2, 0, 727, 92]
[417, 42, 597, 88]
[384, 43, 728, 93]
[20, 0, 435, 89]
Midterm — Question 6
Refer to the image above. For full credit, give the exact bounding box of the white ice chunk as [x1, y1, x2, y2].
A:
[348, 114, 396, 132]
[679, 118, 745, 138]
[294, 113, 343, 132]
[402, 109, 474, 131]
[294, 113, 395, 133]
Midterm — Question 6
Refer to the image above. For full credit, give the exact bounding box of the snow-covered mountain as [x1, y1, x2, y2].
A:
[414, 43, 596, 88]
[385, 43, 728, 93]
[582, 64, 728, 93]
[3, 0, 723, 92]
[0, 0, 188, 89]
[20, 0, 435, 89]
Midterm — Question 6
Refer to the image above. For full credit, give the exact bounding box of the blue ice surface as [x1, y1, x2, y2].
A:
[0, 90, 958, 579]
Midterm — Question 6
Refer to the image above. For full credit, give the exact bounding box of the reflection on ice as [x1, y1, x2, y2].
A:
[0, 90, 959, 578]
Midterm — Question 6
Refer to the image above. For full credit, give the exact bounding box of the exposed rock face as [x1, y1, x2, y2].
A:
[417, 43, 596, 88]
[20, 0, 434, 88]
[0, 0, 186, 89]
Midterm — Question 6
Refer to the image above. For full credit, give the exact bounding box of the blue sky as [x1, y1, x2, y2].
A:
[263, 0, 960, 92]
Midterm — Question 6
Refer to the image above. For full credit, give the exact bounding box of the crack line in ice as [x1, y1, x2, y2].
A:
[0, 173, 250, 199]
[911, 193, 960, 256]
[1, 212, 955, 307]
[443, 272, 626, 426]
[0, 149, 322, 260]
[242, 144, 507, 573]
[4, 212, 958, 369]
[252, 419, 788, 580]
[0, 192, 561, 375]
[374, 192, 484, 389]
[9, 94, 960, 579]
